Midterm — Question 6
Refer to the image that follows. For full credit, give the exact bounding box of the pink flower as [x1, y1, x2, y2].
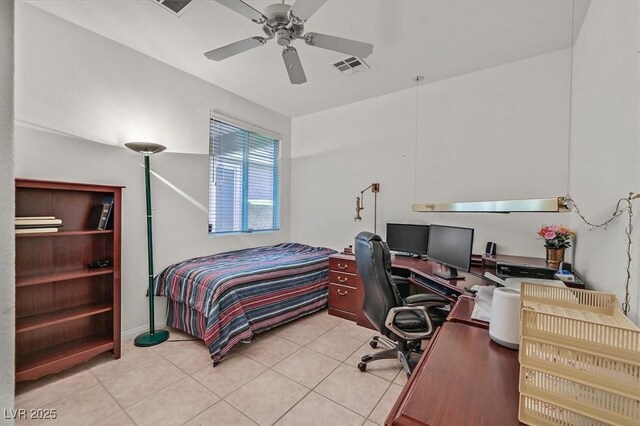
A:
[544, 231, 556, 240]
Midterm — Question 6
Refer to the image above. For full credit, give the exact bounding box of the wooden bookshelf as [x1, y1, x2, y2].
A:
[15, 179, 123, 382]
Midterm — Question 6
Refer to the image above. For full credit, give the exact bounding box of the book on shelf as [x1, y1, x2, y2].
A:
[90, 203, 112, 230]
[100, 196, 115, 230]
[16, 223, 63, 229]
[15, 227, 60, 234]
[15, 218, 62, 226]
[15, 216, 55, 220]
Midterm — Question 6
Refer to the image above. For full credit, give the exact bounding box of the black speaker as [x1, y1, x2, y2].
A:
[485, 241, 497, 255]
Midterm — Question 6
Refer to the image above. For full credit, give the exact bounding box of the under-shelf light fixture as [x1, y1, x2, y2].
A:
[412, 197, 571, 213]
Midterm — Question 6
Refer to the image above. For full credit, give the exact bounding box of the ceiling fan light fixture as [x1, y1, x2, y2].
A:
[207, 0, 373, 84]
[276, 29, 292, 46]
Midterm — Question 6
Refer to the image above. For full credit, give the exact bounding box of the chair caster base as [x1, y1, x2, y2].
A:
[358, 362, 367, 372]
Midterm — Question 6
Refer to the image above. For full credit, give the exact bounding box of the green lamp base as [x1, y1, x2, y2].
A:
[134, 330, 170, 347]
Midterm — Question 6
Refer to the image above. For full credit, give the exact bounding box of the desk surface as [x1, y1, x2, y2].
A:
[331, 253, 494, 301]
[391, 255, 494, 301]
[386, 321, 522, 426]
[447, 295, 489, 329]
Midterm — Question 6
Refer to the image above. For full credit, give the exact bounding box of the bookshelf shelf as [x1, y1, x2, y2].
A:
[16, 268, 114, 287]
[16, 230, 113, 238]
[15, 179, 123, 382]
[16, 303, 114, 333]
[16, 334, 114, 382]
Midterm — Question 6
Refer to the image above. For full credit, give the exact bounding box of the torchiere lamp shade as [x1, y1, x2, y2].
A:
[125, 141, 169, 347]
[124, 142, 167, 155]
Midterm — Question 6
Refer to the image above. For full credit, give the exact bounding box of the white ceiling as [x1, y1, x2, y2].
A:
[26, 0, 580, 118]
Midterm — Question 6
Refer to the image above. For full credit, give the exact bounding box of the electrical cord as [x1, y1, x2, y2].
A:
[566, 193, 639, 315]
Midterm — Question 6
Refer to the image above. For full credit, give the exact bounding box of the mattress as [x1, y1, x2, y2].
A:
[154, 242, 336, 363]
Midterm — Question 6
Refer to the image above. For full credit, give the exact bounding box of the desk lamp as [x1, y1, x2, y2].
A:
[125, 142, 170, 347]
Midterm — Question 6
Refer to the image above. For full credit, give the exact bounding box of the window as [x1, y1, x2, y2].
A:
[209, 116, 280, 234]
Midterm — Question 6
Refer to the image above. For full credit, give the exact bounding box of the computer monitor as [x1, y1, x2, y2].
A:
[386, 223, 430, 256]
[427, 224, 474, 280]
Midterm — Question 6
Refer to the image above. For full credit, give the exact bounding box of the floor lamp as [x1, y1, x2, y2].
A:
[125, 142, 170, 347]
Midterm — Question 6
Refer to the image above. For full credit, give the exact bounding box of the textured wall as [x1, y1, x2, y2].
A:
[1, 0, 15, 422]
[569, 0, 640, 324]
[291, 50, 572, 256]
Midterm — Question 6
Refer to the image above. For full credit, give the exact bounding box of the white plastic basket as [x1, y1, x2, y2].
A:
[519, 366, 639, 426]
[520, 283, 639, 364]
[520, 283, 636, 329]
[519, 394, 609, 426]
[520, 337, 639, 399]
[518, 282, 640, 426]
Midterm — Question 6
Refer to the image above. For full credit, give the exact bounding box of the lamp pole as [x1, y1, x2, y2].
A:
[125, 142, 170, 347]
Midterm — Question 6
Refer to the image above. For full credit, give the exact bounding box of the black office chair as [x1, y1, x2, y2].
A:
[354, 231, 450, 376]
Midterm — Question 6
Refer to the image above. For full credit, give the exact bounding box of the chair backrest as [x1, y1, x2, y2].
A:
[354, 231, 403, 336]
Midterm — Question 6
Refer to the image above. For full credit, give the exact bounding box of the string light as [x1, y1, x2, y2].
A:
[566, 193, 639, 315]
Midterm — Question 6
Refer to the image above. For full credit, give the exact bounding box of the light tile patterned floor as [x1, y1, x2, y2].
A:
[15, 310, 411, 426]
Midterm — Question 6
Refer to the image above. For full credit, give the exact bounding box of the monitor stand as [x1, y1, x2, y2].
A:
[434, 267, 466, 281]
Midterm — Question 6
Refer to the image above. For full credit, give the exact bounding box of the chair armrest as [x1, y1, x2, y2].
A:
[405, 293, 449, 305]
[392, 275, 411, 285]
[384, 306, 434, 340]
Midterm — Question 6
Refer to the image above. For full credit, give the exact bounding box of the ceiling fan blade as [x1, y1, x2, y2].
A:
[289, 0, 327, 22]
[204, 37, 267, 61]
[304, 32, 373, 58]
[282, 47, 307, 85]
[214, 0, 267, 23]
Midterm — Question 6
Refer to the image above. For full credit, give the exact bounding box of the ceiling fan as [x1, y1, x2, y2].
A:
[205, 0, 374, 84]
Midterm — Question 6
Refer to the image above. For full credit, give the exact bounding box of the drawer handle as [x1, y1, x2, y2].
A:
[337, 289, 348, 296]
[337, 263, 348, 270]
[337, 276, 348, 283]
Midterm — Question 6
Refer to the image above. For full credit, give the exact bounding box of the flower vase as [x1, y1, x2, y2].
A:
[545, 247, 565, 268]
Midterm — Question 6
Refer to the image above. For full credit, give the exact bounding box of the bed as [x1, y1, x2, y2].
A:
[153, 242, 337, 364]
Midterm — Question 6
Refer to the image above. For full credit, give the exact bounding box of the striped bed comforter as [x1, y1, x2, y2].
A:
[153, 242, 336, 363]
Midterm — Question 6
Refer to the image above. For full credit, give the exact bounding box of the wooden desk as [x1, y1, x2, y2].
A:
[386, 321, 522, 425]
[447, 295, 489, 329]
[328, 254, 495, 328]
[389, 256, 493, 301]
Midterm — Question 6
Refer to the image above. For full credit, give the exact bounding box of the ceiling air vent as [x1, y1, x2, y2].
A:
[151, 0, 192, 16]
[332, 56, 369, 75]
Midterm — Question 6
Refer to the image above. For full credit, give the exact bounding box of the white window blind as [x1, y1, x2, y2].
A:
[209, 117, 281, 234]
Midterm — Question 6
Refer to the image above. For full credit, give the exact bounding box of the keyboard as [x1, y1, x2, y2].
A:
[414, 275, 460, 298]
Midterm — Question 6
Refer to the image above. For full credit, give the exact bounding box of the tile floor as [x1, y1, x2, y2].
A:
[15, 310, 411, 426]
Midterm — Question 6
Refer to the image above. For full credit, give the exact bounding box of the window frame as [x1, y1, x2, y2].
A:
[208, 112, 281, 236]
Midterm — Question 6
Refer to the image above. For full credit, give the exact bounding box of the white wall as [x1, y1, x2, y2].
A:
[14, 3, 292, 336]
[1, 0, 15, 420]
[569, 0, 640, 324]
[291, 49, 571, 256]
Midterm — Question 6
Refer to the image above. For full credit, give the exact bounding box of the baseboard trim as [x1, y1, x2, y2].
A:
[121, 320, 168, 342]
